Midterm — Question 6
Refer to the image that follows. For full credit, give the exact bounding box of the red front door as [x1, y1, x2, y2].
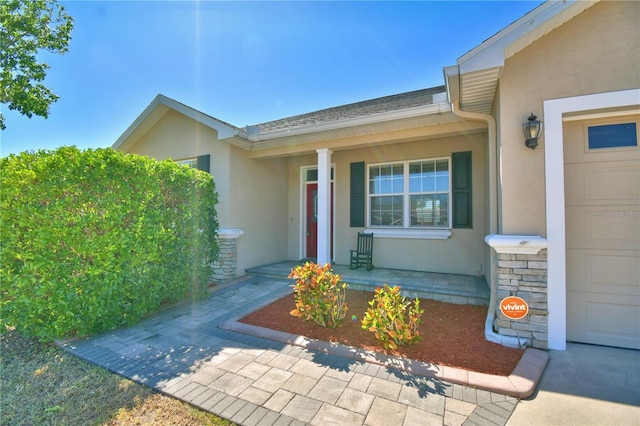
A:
[305, 183, 333, 259]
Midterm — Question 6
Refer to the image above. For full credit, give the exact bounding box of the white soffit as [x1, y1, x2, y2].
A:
[459, 67, 502, 113]
[454, 0, 599, 114]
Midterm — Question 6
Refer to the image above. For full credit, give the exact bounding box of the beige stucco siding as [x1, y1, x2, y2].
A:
[228, 146, 289, 273]
[497, 0, 640, 236]
[286, 133, 488, 276]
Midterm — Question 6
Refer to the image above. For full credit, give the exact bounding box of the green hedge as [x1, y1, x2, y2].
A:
[0, 147, 219, 341]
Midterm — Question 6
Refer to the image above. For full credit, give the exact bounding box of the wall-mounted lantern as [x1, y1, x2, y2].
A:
[523, 113, 543, 150]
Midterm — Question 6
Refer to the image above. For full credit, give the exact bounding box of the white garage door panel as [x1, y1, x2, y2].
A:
[567, 292, 640, 349]
[564, 161, 640, 205]
[565, 205, 640, 250]
[564, 115, 640, 349]
[567, 249, 640, 295]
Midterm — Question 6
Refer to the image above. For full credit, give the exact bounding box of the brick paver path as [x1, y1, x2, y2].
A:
[62, 276, 518, 425]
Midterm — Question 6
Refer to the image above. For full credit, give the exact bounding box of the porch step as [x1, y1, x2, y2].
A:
[246, 261, 489, 306]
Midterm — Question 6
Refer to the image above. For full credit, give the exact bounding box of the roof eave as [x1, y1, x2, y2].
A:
[443, 65, 460, 104]
[112, 94, 239, 152]
[451, 0, 600, 114]
[112, 94, 167, 151]
[240, 97, 452, 144]
[458, 0, 599, 74]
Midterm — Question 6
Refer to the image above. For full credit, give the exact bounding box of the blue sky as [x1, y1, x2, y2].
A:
[1, 1, 543, 156]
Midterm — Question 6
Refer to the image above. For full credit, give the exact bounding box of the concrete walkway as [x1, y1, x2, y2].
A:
[62, 276, 519, 425]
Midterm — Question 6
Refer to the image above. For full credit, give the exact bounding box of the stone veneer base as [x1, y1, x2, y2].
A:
[211, 228, 244, 282]
[486, 235, 549, 350]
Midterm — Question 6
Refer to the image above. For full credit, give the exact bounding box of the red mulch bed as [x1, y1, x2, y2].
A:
[240, 289, 524, 376]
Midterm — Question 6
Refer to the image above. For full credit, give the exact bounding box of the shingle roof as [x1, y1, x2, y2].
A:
[248, 85, 446, 134]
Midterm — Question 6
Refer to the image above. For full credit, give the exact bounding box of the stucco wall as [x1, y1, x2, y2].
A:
[497, 0, 640, 236]
[286, 133, 488, 276]
[228, 146, 289, 274]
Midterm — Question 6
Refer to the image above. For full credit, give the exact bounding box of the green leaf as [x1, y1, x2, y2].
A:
[1, 147, 219, 342]
[0, 0, 74, 129]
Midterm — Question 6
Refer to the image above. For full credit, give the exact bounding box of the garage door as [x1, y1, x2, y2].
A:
[564, 115, 640, 349]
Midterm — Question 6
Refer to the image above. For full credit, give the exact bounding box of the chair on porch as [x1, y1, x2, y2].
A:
[349, 232, 374, 271]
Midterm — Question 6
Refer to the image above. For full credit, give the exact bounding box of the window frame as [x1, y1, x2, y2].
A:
[582, 116, 640, 154]
[586, 122, 638, 150]
[176, 158, 198, 168]
[366, 157, 452, 231]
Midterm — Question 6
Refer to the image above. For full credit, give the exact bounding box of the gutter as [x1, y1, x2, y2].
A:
[450, 100, 497, 234]
[226, 98, 452, 144]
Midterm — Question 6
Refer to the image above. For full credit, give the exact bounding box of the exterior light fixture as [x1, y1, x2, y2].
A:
[523, 113, 543, 150]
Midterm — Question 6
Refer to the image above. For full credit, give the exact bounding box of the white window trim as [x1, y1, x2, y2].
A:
[364, 228, 452, 239]
[366, 157, 452, 236]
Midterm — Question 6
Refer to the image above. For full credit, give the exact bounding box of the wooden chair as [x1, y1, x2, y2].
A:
[350, 232, 374, 270]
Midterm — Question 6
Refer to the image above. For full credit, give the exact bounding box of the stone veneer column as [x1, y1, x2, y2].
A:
[211, 228, 244, 282]
[485, 235, 549, 349]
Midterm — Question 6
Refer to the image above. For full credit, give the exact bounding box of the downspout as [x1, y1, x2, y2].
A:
[450, 101, 498, 234]
[451, 101, 521, 348]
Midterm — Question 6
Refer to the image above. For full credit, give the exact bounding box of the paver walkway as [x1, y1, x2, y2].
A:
[61, 276, 518, 425]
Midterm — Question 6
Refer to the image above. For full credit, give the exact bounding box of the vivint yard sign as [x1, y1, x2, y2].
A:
[500, 296, 529, 320]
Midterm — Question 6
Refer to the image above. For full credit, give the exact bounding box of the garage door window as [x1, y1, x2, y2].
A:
[588, 122, 637, 149]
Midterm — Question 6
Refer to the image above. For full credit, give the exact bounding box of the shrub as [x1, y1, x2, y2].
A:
[361, 284, 424, 350]
[0, 147, 218, 342]
[288, 262, 348, 328]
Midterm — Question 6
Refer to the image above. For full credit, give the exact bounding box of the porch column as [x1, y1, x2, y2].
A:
[316, 148, 332, 265]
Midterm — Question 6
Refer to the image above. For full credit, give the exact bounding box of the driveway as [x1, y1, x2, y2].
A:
[508, 342, 639, 425]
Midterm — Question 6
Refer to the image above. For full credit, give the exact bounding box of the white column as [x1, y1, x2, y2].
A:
[316, 148, 332, 265]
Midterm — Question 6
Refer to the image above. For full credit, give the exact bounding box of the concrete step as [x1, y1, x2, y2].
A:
[246, 261, 489, 306]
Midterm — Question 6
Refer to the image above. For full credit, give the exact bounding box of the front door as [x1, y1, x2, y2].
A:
[305, 182, 333, 259]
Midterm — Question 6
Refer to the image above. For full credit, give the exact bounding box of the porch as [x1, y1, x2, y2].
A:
[246, 261, 489, 305]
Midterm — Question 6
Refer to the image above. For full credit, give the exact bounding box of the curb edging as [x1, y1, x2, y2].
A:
[220, 318, 549, 398]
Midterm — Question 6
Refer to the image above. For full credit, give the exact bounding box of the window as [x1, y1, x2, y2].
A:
[176, 158, 198, 168]
[368, 158, 450, 228]
[175, 155, 210, 173]
[305, 168, 334, 182]
[588, 123, 637, 149]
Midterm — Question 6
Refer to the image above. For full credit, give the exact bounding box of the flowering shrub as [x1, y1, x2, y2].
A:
[361, 284, 424, 350]
[288, 262, 348, 328]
